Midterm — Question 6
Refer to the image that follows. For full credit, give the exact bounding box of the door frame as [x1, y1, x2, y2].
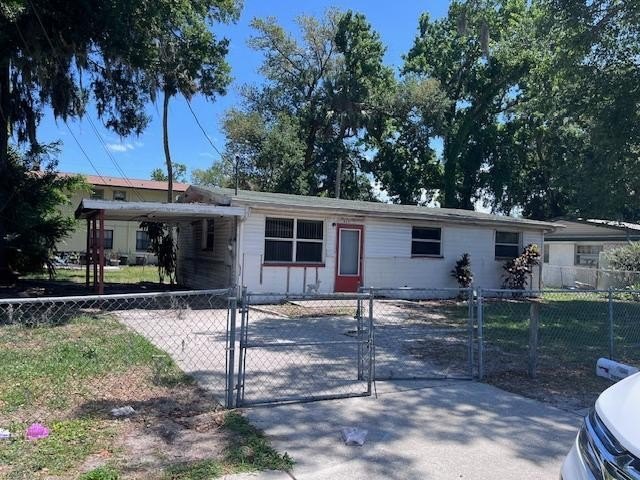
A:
[334, 223, 364, 292]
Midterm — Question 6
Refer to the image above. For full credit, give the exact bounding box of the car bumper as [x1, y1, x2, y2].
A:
[561, 436, 594, 480]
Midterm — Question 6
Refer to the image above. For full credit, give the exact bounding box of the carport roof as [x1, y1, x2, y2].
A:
[75, 198, 245, 222]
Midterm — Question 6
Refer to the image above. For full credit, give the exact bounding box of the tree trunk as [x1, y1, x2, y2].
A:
[162, 88, 173, 203]
[0, 58, 13, 284]
[334, 120, 348, 199]
[442, 137, 458, 208]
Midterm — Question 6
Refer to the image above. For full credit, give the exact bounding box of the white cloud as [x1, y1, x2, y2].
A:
[106, 142, 136, 153]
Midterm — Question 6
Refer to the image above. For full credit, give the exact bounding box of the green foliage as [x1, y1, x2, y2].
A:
[214, 9, 392, 200]
[151, 163, 188, 182]
[606, 243, 640, 273]
[451, 253, 473, 288]
[2, 146, 84, 276]
[192, 162, 231, 187]
[140, 222, 177, 284]
[79, 466, 120, 480]
[502, 244, 541, 290]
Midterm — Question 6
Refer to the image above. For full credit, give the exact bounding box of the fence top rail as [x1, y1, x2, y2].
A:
[246, 292, 371, 301]
[0, 288, 232, 305]
[480, 288, 640, 295]
[362, 286, 472, 293]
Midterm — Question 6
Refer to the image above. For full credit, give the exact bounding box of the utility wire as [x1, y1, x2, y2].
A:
[185, 99, 225, 159]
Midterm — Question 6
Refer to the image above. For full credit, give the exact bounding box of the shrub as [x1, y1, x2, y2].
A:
[605, 242, 640, 272]
[502, 244, 540, 290]
[451, 253, 473, 288]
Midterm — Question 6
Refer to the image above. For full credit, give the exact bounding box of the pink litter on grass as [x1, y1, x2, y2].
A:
[26, 423, 49, 440]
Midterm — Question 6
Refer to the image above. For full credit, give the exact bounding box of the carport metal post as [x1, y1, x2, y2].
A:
[477, 289, 484, 380]
[227, 296, 237, 409]
[236, 287, 248, 407]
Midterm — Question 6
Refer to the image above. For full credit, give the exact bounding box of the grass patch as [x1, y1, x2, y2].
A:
[24, 265, 159, 284]
[162, 413, 293, 480]
[0, 419, 116, 479]
[78, 466, 120, 480]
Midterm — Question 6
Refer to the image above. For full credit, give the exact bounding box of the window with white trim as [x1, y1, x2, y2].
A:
[113, 190, 127, 201]
[495, 231, 520, 259]
[264, 217, 323, 263]
[90, 229, 113, 250]
[136, 231, 150, 251]
[91, 188, 104, 200]
[575, 245, 602, 267]
[543, 244, 550, 263]
[411, 226, 441, 256]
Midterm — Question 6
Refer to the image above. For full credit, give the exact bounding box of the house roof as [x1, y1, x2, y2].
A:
[75, 198, 244, 222]
[63, 173, 189, 192]
[186, 186, 558, 231]
[546, 218, 640, 241]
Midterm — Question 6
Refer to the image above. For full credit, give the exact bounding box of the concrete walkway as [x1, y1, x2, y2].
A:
[226, 380, 582, 480]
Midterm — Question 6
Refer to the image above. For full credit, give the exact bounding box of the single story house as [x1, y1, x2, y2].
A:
[544, 218, 640, 288]
[173, 187, 556, 293]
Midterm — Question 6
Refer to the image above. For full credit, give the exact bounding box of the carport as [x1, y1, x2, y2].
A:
[75, 198, 245, 294]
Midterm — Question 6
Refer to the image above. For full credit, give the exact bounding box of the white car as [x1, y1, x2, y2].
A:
[561, 372, 640, 479]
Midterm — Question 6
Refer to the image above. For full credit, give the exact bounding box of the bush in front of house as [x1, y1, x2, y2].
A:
[605, 242, 640, 272]
[451, 253, 473, 288]
[502, 244, 540, 290]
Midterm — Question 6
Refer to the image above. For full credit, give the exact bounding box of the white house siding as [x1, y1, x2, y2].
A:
[177, 216, 234, 289]
[364, 221, 542, 290]
[236, 208, 544, 293]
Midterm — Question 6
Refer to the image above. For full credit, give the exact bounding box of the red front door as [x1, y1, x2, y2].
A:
[335, 224, 364, 292]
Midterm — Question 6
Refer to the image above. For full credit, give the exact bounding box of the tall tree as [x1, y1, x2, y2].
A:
[217, 10, 392, 200]
[403, 0, 536, 209]
[145, 0, 240, 202]
[150, 162, 188, 183]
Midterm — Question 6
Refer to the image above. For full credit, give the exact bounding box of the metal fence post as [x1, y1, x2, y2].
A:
[367, 288, 374, 395]
[608, 287, 615, 359]
[528, 301, 540, 379]
[477, 288, 484, 380]
[227, 296, 237, 409]
[357, 296, 363, 381]
[468, 288, 474, 378]
[236, 287, 248, 407]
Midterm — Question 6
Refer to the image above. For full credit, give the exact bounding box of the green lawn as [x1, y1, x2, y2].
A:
[481, 292, 640, 406]
[0, 314, 292, 479]
[24, 265, 160, 284]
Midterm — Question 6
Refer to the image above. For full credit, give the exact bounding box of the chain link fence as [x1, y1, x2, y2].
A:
[0, 289, 233, 426]
[236, 291, 373, 406]
[367, 288, 475, 380]
[478, 288, 640, 408]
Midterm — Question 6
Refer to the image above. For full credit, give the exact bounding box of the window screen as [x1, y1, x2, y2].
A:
[495, 231, 520, 259]
[411, 227, 441, 256]
[264, 218, 323, 263]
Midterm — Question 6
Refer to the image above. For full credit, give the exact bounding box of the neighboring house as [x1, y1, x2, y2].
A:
[175, 186, 556, 293]
[543, 218, 640, 288]
[58, 174, 188, 264]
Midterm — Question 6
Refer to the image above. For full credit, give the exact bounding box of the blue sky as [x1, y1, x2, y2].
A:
[37, 1, 451, 181]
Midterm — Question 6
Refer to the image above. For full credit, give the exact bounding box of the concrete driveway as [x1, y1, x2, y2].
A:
[231, 380, 582, 480]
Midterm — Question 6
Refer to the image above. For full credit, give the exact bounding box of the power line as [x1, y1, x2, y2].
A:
[185, 99, 225, 159]
[64, 123, 109, 184]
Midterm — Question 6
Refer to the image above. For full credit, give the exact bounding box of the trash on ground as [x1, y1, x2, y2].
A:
[596, 358, 639, 382]
[26, 423, 49, 440]
[111, 406, 136, 417]
[0, 428, 11, 440]
[341, 427, 368, 446]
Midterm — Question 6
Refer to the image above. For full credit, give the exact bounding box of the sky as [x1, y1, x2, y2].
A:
[36, 1, 451, 181]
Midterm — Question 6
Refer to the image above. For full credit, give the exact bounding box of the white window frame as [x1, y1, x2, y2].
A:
[411, 225, 443, 257]
[264, 217, 324, 264]
[136, 230, 150, 252]
[574, 244, 602, 267]
[495, 231, 521, 260]
[91, 188, 104, 200]
[113, 190, 127, 201]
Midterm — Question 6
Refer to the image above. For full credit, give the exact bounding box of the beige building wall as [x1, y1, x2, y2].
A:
[58, 184, 179, 262]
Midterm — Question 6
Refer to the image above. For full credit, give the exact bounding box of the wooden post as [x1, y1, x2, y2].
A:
[85, 219, 90, 289]
[92, 216, 97, 292]
[98, 210, 105, 295]
[528, 301, 540, 378]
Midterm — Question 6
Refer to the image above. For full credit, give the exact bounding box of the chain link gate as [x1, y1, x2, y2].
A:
[368, 288, 477, 381]
[235, 291, 373, 406]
